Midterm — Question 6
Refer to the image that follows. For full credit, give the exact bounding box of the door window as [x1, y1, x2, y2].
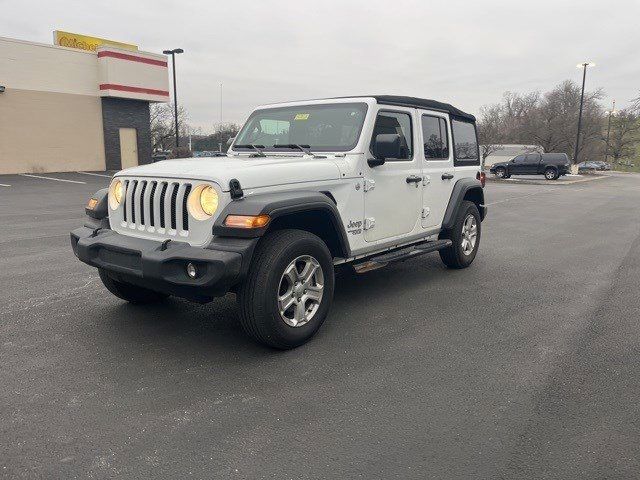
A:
[512, 155, 526, 163]
[421, 115, 449, 160]
[369, 111, 412, 160]
[525, 153, 541, 162]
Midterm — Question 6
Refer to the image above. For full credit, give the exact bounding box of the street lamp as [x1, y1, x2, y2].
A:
[162, 48, 184, 148]
[604, 100, 617, 164]
[573, 62, 595, 166]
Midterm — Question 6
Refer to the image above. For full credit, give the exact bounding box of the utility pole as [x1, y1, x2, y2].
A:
[220, 82, 224, 124]
[162, 48, 184, 148]
[604, 100, 616, 164]
[573, 62, 595, 166]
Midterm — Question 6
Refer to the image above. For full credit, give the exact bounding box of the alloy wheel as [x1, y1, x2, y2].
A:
[277, 255, 324, 327]
[461, 214, 478, 256]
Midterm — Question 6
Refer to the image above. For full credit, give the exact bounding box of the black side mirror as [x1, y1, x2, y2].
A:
[368, 133, 401, 167]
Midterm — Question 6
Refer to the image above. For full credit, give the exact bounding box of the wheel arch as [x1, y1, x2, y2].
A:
[212, 190, 351, 259]
[442, 178, 486, 230]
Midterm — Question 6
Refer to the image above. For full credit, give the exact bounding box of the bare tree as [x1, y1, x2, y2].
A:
[607, 109, 640, 164]
[476, 80, 605, 163]
[150, 103, 189, 151]
[476, 104, 504, 164]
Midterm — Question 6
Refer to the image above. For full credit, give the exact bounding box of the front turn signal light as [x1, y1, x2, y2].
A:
[224, 214, 270, 229]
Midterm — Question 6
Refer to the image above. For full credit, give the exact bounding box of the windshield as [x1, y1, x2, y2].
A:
[233, 103, 368, 152]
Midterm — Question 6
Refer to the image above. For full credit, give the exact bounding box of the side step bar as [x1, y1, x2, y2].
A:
[352, 239, 453, 274]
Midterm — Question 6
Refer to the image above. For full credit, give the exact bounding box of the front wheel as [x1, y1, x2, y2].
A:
[237, 229, 335, 349]
[495, 167, 506, 178]
[439, 201, 481, 269]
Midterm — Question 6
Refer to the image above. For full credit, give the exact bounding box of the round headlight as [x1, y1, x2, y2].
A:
[109, 180, 124, 210]
[187, 184, 219, 220]
[200, 186, 218, 216]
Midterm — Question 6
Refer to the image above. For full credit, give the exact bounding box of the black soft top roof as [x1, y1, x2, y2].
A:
[367, 95, 476, 122]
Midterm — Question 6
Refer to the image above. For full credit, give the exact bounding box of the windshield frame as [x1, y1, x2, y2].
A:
[232, 102, 369, 153]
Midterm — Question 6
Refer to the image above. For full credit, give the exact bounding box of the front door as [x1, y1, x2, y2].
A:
[364, 109, 422, 243]
[419, 113, 455, 229]
[509, 154, 526, 174]
[522, 153, 541, 174]
[119, 128, 139, 169]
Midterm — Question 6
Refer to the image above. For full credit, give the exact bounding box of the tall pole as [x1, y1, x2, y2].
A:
[171, 53, 179, 148]
[573, 63, 588, 165]
[220, 82, 223, 124]
[604, 100, 615, 163]
[163, 48, 184, 149]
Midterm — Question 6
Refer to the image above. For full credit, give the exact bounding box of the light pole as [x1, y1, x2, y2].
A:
[573, 62, 595, 166]
[604, 100, 616, 164]
[162, 48, 184, 148]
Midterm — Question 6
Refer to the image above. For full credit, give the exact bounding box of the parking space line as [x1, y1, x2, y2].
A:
[484, 188, 557, 206]
[76, 171, 112, 178]
[0, 183, 10, 187]
[19, 174, 86, 184]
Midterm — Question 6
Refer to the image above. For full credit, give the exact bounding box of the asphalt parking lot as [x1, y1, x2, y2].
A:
[1, 171, 640, 478]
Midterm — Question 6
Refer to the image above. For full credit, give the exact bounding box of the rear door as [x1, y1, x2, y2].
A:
[420, 112, 455, 229]
[363, 109, 423, 242]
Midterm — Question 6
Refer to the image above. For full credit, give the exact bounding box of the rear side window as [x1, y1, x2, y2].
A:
[451, 119, 479, 165]
[370, 111, 413, 160]
[421, 115, 449, 160]
[543, 153, 568, 163]
[525, 153, 541, 162]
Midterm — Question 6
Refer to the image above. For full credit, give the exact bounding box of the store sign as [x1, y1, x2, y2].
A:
[53, 30, 138, 52]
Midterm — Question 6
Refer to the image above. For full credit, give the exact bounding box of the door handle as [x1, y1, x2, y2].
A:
[406, 175, 423, 184]
[441, 173, 454, 180]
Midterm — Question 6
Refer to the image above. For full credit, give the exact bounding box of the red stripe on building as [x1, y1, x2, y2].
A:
[99, 84, 170, 96]
[97, 51, 167, 67]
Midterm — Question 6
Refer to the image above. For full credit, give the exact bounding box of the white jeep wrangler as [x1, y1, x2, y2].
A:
[72, 96, 486, 349]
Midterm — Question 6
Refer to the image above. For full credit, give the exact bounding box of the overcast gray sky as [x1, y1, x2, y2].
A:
[3, 0, 638, 132]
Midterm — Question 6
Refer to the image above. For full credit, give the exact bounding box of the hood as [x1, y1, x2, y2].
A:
[117, 155, 342, 191]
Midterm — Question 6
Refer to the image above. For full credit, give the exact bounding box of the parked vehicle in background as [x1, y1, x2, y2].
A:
[71, 95, 487, 349]
[578, 161, 599, 172]
[151, 152, 169, 162]
[489, 152, 570, 180]
[591, 161, 611, 171]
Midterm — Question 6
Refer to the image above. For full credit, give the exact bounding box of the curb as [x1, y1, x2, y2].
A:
[485, 175, 609, 186]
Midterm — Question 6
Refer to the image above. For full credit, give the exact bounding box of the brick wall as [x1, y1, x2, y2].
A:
[101, 97, 152, 170]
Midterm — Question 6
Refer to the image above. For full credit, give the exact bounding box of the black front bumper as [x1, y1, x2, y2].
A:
[71, 227, 256, 302]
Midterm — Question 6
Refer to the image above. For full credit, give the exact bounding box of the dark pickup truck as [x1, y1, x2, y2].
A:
[489, 153, 570, 180]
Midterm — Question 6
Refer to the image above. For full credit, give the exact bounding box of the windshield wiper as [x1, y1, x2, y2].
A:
[234, 144, 266, 157]
[272, 144, 325, 158]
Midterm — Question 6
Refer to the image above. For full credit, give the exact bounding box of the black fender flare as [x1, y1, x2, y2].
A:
[441, 178, 486, 230]
[86, 188, 109, 219]
[212, 190, 351, 257]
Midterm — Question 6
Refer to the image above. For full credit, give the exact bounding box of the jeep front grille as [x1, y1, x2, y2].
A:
[121, 179, 193, 236]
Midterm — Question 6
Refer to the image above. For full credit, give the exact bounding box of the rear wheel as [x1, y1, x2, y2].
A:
[237, 229, 335, 349]
[544, 167, 559, 180]
[439, 201, 481, 269]
[98, 269, 168, 304]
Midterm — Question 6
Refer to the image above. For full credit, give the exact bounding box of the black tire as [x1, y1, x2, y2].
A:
[98, 269, 169, 304]
[237, 229, 335, 349]
[439, 201, 481, 269]
[544, 167, 559, 180]
[504, 174, 511, 179]
[495, 167, 506, 179]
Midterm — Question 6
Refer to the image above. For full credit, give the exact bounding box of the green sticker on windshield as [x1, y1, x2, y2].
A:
[294, 113, 310, 121]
